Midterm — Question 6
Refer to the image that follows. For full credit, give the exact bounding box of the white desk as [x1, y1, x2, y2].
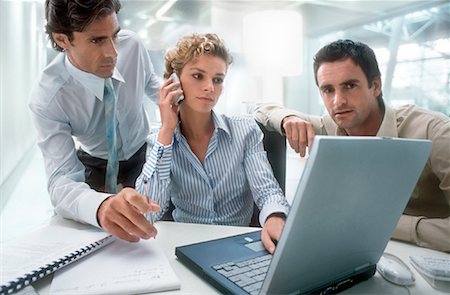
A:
[31, 219, 448, 295]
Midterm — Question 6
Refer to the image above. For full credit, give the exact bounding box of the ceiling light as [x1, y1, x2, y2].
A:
[243, 10, 303, 76]
[156, 0, 177, 19]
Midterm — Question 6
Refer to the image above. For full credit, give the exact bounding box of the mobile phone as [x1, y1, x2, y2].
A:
[169, 72, 184, 106]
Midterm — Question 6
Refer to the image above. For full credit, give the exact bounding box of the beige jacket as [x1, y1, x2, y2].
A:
[255, 103, 450, 253]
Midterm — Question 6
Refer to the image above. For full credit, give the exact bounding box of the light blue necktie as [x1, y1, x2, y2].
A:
[104, 78, 119, 193]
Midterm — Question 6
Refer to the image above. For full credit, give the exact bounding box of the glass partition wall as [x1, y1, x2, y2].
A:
[318, 2, 450, 115]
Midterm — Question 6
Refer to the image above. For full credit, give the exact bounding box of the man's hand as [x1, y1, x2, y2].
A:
[97, 187, 161, 242]
[261, 213, 286, 254]
[282, 116, 315, 157]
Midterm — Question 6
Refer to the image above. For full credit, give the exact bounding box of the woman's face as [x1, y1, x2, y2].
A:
[179, 54, 227, 113]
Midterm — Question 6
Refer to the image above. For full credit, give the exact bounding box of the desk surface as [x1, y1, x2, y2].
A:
[32, 219, 449, 295]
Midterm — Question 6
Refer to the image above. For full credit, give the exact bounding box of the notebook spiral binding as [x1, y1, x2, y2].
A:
[0, 235, 114, 295]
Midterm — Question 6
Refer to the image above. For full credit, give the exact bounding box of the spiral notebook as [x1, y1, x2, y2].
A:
[0, 221, 114, 295]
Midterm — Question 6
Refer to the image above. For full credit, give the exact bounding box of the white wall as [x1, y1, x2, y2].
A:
[0, 1, 46, 187]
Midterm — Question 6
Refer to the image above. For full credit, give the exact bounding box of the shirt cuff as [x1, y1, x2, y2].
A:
[258, 106, 300, 135]
[392, 214, 422, 244]
[259, 202, 289, 226]
[142, 141, 173, 179]
[77, 191, 112, 228]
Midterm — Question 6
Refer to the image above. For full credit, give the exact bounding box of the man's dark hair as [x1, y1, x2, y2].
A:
[313, 39, 384, 110]
[45, 0, 121, 52]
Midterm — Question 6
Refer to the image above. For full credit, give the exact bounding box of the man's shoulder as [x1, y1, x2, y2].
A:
[118, 29, 138, 42]
[392, 105, 450, 138]
[117, 30, 143, 49]
[116, 30, 148, 65]
[393, 104, 449, 122]
[30, 54, 71, 108]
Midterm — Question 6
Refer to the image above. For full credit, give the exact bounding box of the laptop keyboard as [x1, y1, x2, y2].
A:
[212, 254, 272, 295]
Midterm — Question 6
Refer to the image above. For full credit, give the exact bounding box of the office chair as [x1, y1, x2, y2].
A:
[255, 121, 286, 194]
[160, 121, 287, 227]
[249, 122, 286, 226]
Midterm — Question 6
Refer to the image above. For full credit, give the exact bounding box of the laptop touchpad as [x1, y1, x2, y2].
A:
[245, 241, 265, 252]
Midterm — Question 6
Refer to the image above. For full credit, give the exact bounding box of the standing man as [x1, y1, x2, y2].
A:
[255, 39, 450, 252]
[29, 0, 161, 242]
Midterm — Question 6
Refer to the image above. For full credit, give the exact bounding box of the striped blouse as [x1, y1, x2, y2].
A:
[136, 112, 290, 226]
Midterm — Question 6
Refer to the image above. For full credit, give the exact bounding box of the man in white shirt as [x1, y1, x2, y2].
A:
[29, 0, 160, 242]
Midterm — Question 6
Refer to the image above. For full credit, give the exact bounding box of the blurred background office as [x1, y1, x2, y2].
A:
[1, 0, 449, 240]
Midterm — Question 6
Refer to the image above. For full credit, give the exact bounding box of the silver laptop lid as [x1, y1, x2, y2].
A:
[262, 136, 431, 294]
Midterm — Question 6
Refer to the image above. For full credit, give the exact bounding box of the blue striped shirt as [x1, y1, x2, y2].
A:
[136, 112, 290, 226]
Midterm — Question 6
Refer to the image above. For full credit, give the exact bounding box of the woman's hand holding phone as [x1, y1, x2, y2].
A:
[169, 73, 184, 106]
[157, 73, 184, 145]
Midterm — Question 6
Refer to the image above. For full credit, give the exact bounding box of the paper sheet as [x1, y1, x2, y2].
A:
[49, 238, 181, 295]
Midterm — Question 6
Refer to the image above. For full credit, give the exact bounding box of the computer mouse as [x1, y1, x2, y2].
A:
[377, 253, 415, 286]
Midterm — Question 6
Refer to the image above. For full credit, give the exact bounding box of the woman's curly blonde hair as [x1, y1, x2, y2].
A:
[163, 33, 233, 79]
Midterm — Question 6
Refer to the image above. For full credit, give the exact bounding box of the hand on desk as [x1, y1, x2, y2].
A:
[282, 115, 315, 157]
[261, 213, 286, 254]
[97, 187, 161, 242]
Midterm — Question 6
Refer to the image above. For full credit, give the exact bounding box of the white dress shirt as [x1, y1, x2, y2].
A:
[29, 30, 161, 227]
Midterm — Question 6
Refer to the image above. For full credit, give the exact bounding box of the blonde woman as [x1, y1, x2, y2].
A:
[136, 33, 289, 253]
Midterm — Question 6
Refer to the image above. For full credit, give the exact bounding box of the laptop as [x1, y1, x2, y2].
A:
[175, 136, 431, 294]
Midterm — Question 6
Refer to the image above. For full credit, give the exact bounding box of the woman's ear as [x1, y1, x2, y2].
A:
[52, 33, 70, 50]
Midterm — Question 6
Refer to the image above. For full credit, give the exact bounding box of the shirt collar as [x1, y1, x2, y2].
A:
[64, 54, 125, 101]
[212, 111, 232, 140]
[174, 111, 232, 142]
[376, 106, 398, 137]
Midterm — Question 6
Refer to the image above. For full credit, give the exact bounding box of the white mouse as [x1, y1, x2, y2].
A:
[377, 253, 415, 286]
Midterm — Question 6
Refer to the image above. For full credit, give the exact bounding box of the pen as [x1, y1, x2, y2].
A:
[143, 178, 154, 225]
